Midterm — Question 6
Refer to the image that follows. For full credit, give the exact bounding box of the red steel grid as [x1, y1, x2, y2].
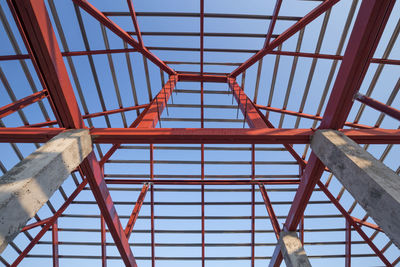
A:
[10, 180, 88, 266]
[125, 183, 149, 240]
[72, 0, 175, 75]
[2, 49, 400, 66]
[52, 220, 59, 267]
[283, 0, 395, 240]
[318, 181, 392, 266]
[0, 90, 47, 119]
[8, 0, 138, 265]
[230, 0, 339, 77]
[355, 93, 400, 122]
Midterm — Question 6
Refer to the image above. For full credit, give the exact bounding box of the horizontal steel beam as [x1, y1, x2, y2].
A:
[1, 128, 399, 144]
[178, 73, 228, 83]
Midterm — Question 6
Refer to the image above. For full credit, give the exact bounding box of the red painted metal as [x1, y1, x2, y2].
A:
[263, 0, 282, 48]
[11, 180, 87, 267]
[8, 0, 84, 129]
[228, 77, 266, 128]
[178, 73, 228, 83]
[126, 0, 143, 45]
[281, 0, 395, 252]
[255, 104, 373, 129]
[137, 75, 178, 128]
[0, 90, 47, 119]
[346, 220, 351, 267]
[21, 217, 52, 232]
[318, 182, 392, 266]
[251, 145, 255, 267]
[351, 216, 382, 232]
[230, 0, 339, 77]
[91, 128, 400, 144]
[105, 179, 301, 185]
[150, 144, 155, 267]
[101, 215, 107, 267]
[125, 183, 149, 240]
[72, 0, 175, 75]
[355, 93, 400, 122]
[52, 220, 59, 267]
[81, 152, 137, 266]
[259, 184, 281, 240]
[2, 127, 400, 144]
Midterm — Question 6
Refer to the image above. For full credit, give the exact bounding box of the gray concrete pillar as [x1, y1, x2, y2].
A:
[0, 129, 92, 253]
[311, 129, 400, 248]
[279, 231, 311, 267]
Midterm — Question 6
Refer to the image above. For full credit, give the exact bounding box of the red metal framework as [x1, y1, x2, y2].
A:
[0, 0, 399, 266]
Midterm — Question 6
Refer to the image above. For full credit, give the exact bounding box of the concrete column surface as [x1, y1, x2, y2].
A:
[311, 129, 400, 248]
[279, 231, 311, 267]
[0, 129, 92, 253]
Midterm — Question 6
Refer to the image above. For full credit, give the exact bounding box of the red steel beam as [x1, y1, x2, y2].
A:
[355, 93, 400, 122]
[178, 73, 228, 83]
[230, 0, 339, 77]
[255, 104, 373, 129]
[52, 220, 59, 267]
[90, 128, 400, 144]
[263, 0, 282, 47]
[101, 215, 107, 267]
[2, 49, 400, 67]
[125, 183, 149, 240]
[0, 90, 47, 119]
[345, 220, 351, 267]
[228, 77, 266, 128]
[126, 0, 143, 46]
[8, 0, 84, 129]
[105, 179, 301, 185]
[26, 103, 149, 128]
[8, 1, 137, 265]
[137, 75, 178, 128]
[2, 127, 400, 144]
[351, 216, 382, 232]
[72, 0, 175, 75]
[259, 184, 281, 240]
[81, 152, 137, 266]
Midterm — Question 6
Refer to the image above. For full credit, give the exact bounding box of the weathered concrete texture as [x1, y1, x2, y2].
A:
[279, 231, 311, 267]
[0, 129, 92, 253]
[311, 129, 400, 248]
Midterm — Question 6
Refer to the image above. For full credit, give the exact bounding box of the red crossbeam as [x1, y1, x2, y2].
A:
[230, 0, 339, 77]
[0, 90, 47, 119]
[178, 73, 228, 83]
[1, 127, 400, 144]
[355, 93, 400, 122]
[126, 0, 143, 45]
[125, 183, 149, 240]
[72, 0, 175, 75]
[259, 184, 281, 240]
